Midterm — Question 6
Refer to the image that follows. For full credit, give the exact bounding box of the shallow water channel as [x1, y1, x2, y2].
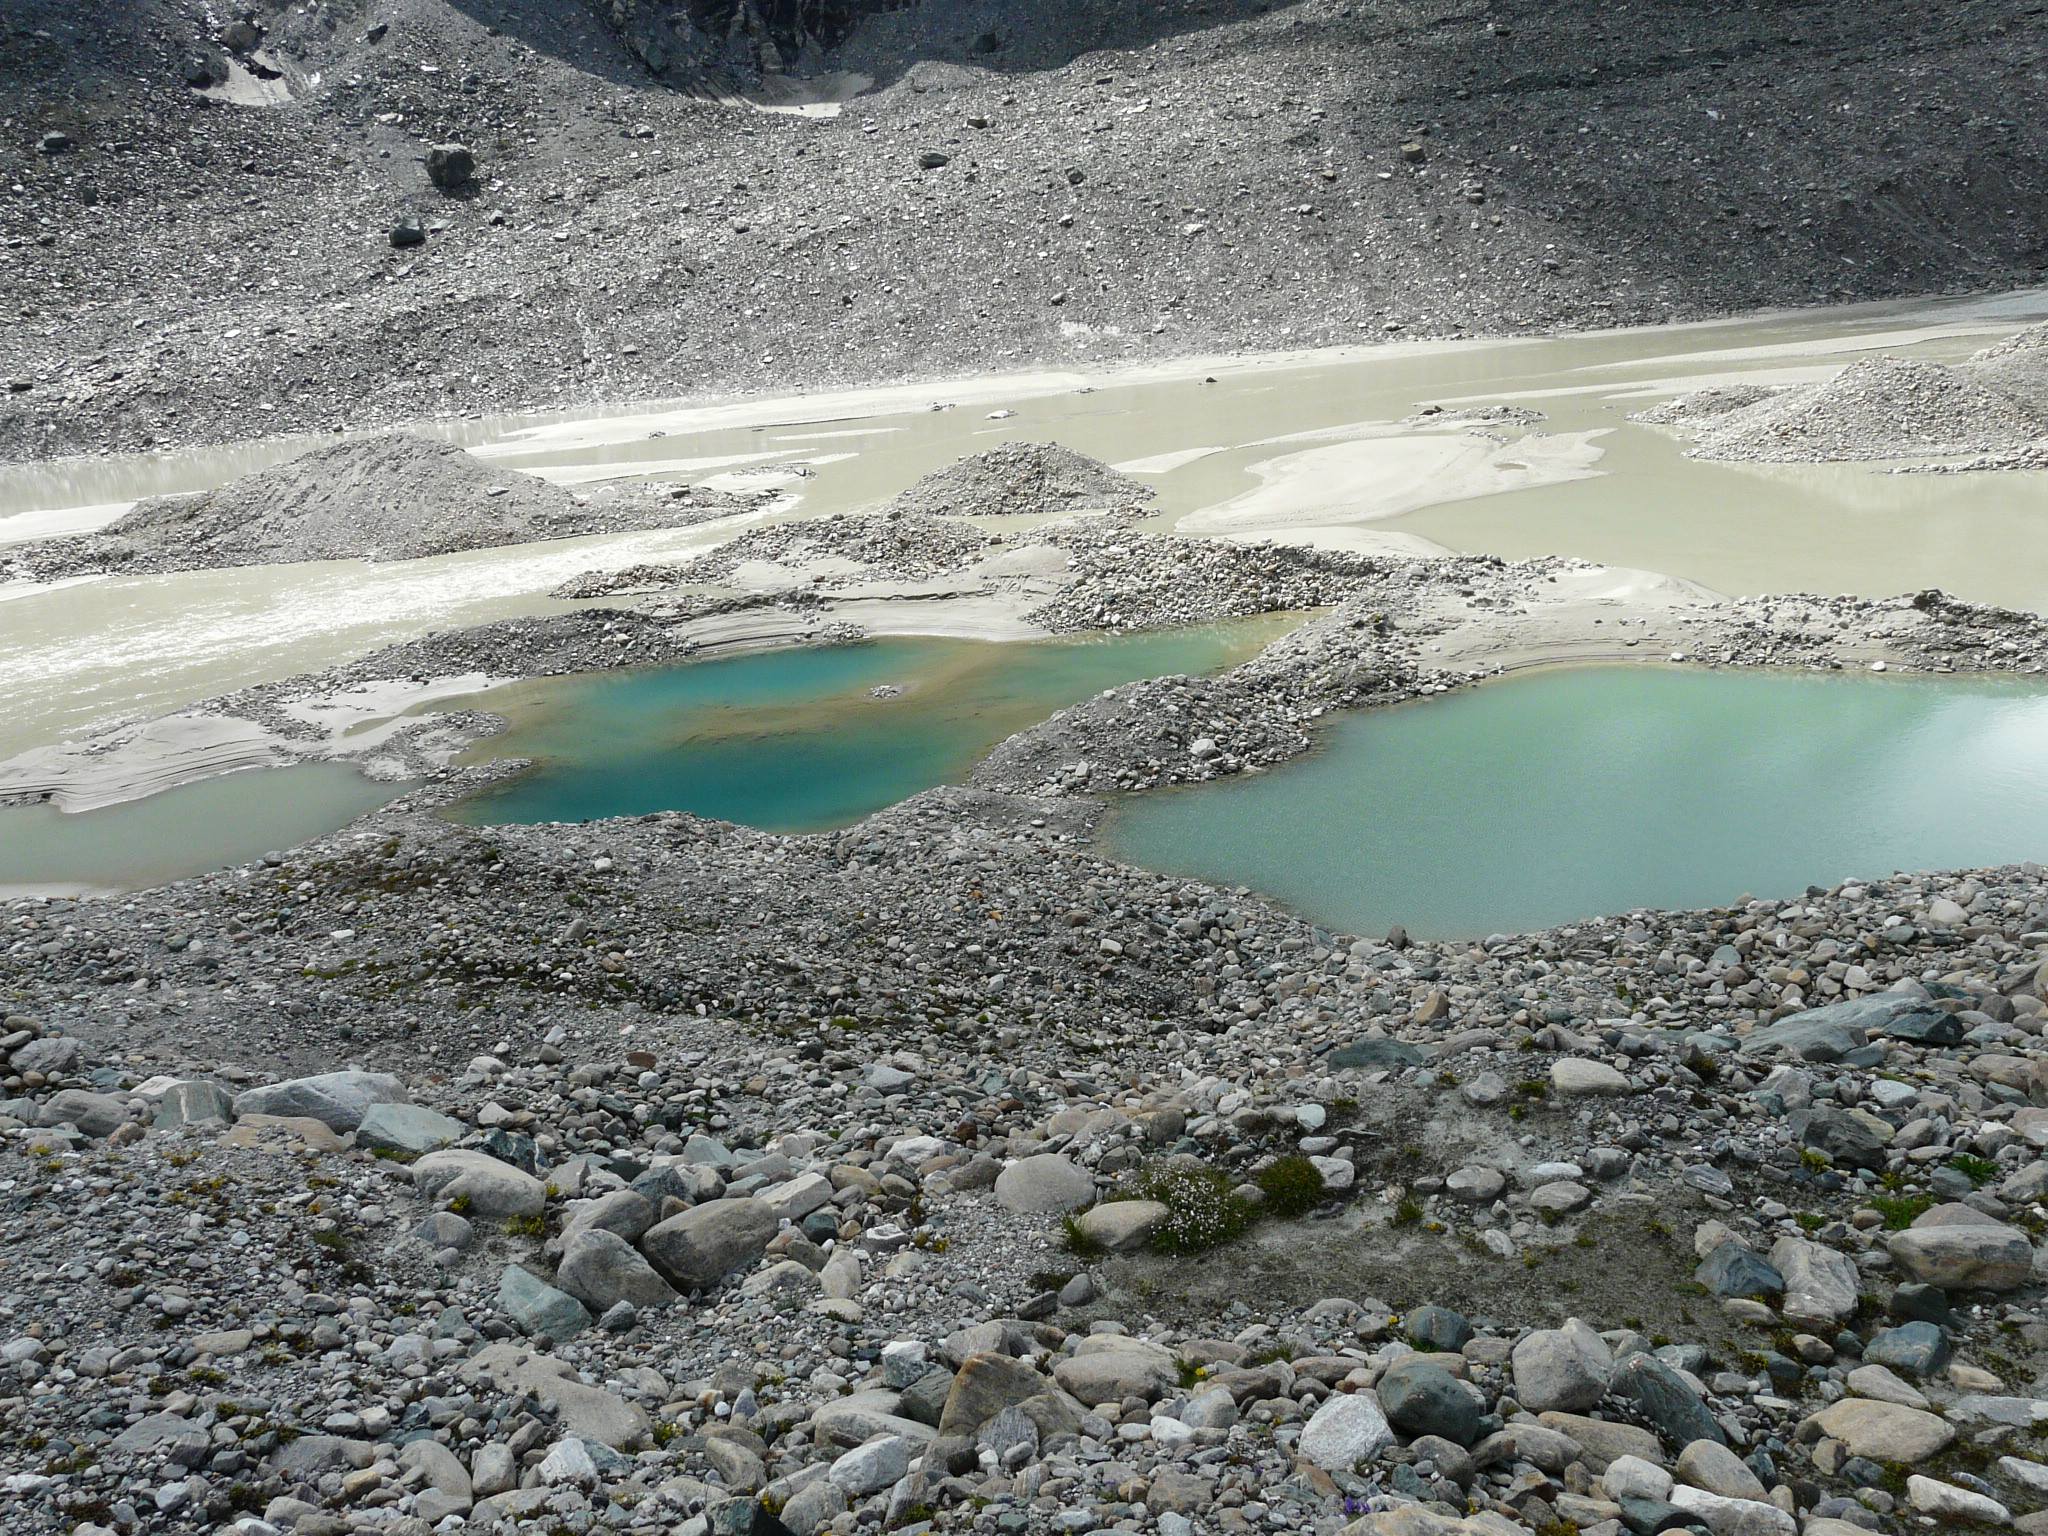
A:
[1106, 666, 2048, 940]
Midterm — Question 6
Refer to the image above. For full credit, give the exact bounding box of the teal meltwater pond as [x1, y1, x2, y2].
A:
[448, 623, 1287, 834]
[1105, 666, 2048, 940]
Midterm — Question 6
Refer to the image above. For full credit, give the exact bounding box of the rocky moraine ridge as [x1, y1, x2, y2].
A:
[9, 464, 2048, 1536]
[9, 792, 2048, 1536]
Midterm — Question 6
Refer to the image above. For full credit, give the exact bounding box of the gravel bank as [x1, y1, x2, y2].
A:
[1642, 324, 2048, 464]
[0, 435, 756, 581]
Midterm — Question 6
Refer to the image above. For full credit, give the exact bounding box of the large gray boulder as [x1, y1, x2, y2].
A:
[413, 1149, 546, 1219]
[1070, 1200, 1167, 1253]
[640, 1197, 776, 1292]
[497, 1265, 589, 1342]
[1611, 1353, 1724, 1449]
[1739, 1004, 1873, 1062]
[812, 1391, 937, 1449]
[1511, 1319, 1613, 1413]
[1812, 1399, 1954, 1462]
[233, 1070, 407, 1132]
[1051, 1339, 1178, 1404]
[828, 1434, 915, 1497]
[1887, 1206, 2034, 1291]
[1377, 1358, 1482, 1446]
[1791, 1107, 1892, 1171]
[993, 1154, 1094, 1214]
[1297, 1391, 1394, 1471]
[35, 1089, 127, 1137]
[936, 1353, 1052, 1439]
[149, 1079, 236, 1129]
[356, 1102, 465, 1156]
[556, 1228, 679, 1313]
[1551, 1059, 1633, 1096]
[555, 1189, 659, 1251]
[13, 1036, 84, 1076]
[1771, 1235, 1861, 1327]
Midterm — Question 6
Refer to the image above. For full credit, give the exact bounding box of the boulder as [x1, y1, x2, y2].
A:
[641, 1197, 777, 1292]
[1052, 1340, 1178, 1404]
[1907, 1473, 2011, 1524]
[1666, 1485, 1795, 1536]
[150, 1080, 235, 1129]
[12, 1036, 84, 1076]
[556, 1229, 679, 1313]
[1676, 1439, 1767, 1501]
[1551, 1059, 1632, 1096]
[233, 1070, 406, 1132]
[936, 1353, 1052, 1438]
[1888, 1207, 2033, 1291]
[1512, 1319, 1614, 1413]
[1739, 1001, 1880, 1061]
[812, 1391, 937, 1449]
[1377, 1358, 1482, 1446]
[757, 1172, 834, 1223]
[1610, 1353, 1723, 1449]
[34, 1089, 127, 1137]
[1329, 1038, 1426, 1071]
[1406, 1306, 1474, 1353]
[1790, 1107, 1891, 1171]
[497, 1265, 589, 1342]
[827, 1434, 914, 1496]
[1446, 1166, 1506, 1202]
[426, 143, 475, 190]
[992, 1154, 1094, 1213]
[1298, 1390, 1395, 1471]
[1071, 1199, 1167, 1252]
[355, 1102, 465, 1156]
[1811, 1399, 1954, 1462]
[413, 1149, 546, 1218]
[1862, 1321, 1950, 1378]
[1845, 1363, 1930, 1409]
[1694, 1242, 1784, 1300]
[556, 1189, 659, 1249]
[1770, 1235, 1860, 1327]
[1535, 1412, 1662, 1473]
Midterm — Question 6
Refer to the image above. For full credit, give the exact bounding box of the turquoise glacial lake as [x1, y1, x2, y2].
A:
[1106, 666, 2048, 940]
[453, 623, 1287, 833]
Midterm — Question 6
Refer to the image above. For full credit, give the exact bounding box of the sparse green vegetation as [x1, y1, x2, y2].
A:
[1129, 1163, 1255, 1254]
[1871, 1192, 1935, 1230]
[1255, 1155, 1326, 1217]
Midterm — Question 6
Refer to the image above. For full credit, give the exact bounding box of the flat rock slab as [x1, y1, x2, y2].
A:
[1053, 1340, 1178, 1404]
[355, 1101, 465, 1156]
[1812, 1398, 1955, 1462]
[993, 1153, 1094, 1214]
[458, 1343, 648, 1448]
[1551, 1059, 1632, 1095]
